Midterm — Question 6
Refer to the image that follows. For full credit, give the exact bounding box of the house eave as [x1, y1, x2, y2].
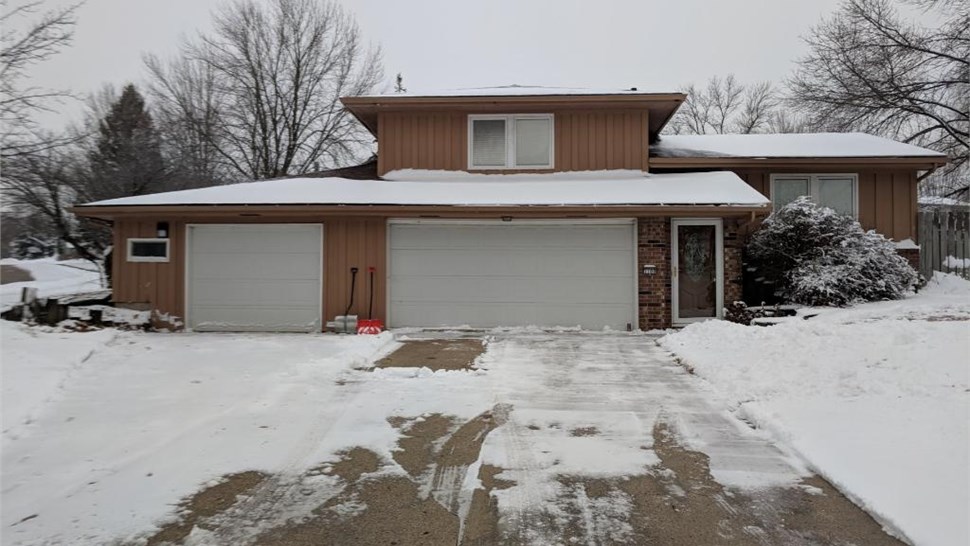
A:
[71, 203, 770, 221]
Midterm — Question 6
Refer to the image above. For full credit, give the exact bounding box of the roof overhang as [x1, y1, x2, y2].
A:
[342, 93, 686, 140]
[649, 156, 948, 170]
[72, 203, 768, 222]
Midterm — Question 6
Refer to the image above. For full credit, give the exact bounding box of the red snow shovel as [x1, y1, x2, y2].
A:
[357, 266, 383, 334]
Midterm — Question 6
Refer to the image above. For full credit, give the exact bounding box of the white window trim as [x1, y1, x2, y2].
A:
[127, 238, 170, 263]
[769, 173, 859, 216]
[467, 114, 555, 170]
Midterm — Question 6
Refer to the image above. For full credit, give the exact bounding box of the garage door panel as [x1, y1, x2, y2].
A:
[192, 253, 321, 280]
[192, 226, 319, 253]
[191, 279, 320, 306]
[392, 225, 632, 250]
[392, 302, 634, 329]
[190, 307, 320, 333]
[389, 222, 635, 329]
[391, 248, 632, 278]
[188, 224, 322, 332]
[391, 276, 633, 305]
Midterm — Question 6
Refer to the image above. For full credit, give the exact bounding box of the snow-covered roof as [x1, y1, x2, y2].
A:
[80, 170, 769, 208]
[652, 133, 946, 159]
[359, 84, 679, 99]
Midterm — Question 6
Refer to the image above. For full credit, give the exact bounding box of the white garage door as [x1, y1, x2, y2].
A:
[187, 224, 323, 332]
[389, 221, 636, 329]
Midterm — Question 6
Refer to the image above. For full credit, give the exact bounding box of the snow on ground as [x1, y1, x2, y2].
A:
[1, 258, 103, 311]
[1, 328, 402, 545]
[1, 322, 118, 443]
[660, 273, 970, 546]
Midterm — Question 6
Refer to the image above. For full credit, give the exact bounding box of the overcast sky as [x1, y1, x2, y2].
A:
[17, 0, 847, 128]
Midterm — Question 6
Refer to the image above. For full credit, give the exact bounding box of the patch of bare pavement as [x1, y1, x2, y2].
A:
[0, 264, 33, 284]
[375, 338, 486, 371]
[134, 336, 903, 546]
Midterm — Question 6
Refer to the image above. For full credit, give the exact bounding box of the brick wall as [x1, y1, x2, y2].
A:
[724, 219, 744, 305]
[897, 248, 920, 273]
[637, 217, 671, 330]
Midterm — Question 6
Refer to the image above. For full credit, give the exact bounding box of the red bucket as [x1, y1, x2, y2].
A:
[357, 319, 384, 335]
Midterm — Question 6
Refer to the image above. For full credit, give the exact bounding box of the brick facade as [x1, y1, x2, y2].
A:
[897, 248, 920, 273]
[724, 219, 744, 306]
[637, 217, 671, 331]
[637, 216, 744, 331]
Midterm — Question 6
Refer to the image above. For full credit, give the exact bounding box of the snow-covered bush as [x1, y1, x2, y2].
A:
[747, 197, 918, 306]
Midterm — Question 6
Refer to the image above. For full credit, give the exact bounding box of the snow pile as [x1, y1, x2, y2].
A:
[943, 255, 970, 269]
[1, 258, 103, 311]
[660, 273, 970, 546]
[748, 197, 917, 306]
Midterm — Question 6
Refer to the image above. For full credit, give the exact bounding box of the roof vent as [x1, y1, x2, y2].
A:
[629, 87, 638, 91]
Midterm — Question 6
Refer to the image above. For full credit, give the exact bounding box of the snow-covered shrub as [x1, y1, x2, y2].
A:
[747, 197, 918, 306]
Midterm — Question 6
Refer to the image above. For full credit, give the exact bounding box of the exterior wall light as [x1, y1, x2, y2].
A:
[642, 264, 657, 276]
[156, 221, 169, 238]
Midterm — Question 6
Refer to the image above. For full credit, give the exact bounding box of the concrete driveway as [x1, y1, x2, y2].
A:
[149, 331, 900, 546]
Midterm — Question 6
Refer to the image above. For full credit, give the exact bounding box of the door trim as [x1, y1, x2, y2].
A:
[671, 218, 723, 325]
[385, 218, 638, 330]
[184, 223, 324, 332]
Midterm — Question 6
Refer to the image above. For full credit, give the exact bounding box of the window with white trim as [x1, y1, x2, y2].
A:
[770, 174, 858, 216]
[468, 114, 554, 169]
[127, 238, 170, 262]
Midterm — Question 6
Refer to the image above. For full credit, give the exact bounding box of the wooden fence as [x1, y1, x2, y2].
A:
[919, 207, 970, 280]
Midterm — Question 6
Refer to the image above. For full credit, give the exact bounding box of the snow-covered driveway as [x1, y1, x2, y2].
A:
[2, 326, 900, 545]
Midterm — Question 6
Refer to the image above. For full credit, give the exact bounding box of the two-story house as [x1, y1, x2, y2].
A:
[73, 86, 947, 332]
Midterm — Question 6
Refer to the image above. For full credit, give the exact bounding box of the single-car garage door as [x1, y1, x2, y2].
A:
[388, 220, 636, 329]
[187, 224, 323, 332]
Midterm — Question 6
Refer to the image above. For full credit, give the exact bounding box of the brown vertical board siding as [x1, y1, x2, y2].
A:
[324, 217, 386, 323]
[874, 172, 895, 236]
[857, 173, 876, 230]
[377, 109, 650, 175]
[640, 111, 650, 170]
[892, 172, 910, 241]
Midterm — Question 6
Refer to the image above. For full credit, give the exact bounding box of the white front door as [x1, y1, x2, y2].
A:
[186, 224, 323, 332]
[671, 219, 723, 325]
[387, 220, 637, 330]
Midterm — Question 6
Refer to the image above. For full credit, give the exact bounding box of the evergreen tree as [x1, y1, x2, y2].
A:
[85, 84, 167, 200]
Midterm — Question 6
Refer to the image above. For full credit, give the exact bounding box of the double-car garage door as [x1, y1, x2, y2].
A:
[388, 221, 636, 330]
[185, 221, 636, 331]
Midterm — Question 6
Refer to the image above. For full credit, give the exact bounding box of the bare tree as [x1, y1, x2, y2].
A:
[667, 75, 783, 135]
[145, 0, 383, 181]
[1, 145, 104, 263]
[0, 1, 81, 159]
[788, 0, 969, 195]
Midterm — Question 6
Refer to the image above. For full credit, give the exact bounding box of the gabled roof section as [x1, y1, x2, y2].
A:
[342, 85, 686, 142]
[650, 133, 948, 169]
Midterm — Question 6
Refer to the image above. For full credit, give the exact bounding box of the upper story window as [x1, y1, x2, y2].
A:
[468, 114, 554, 169]
[770, 174, 858, 217]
